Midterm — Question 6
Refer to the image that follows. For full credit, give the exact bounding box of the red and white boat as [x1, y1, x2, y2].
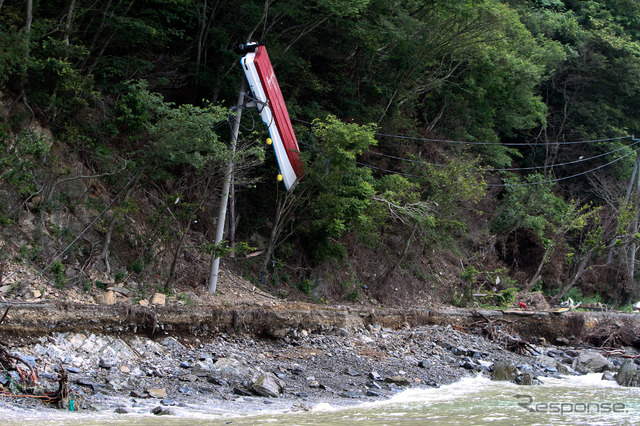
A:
[241, 45, 304, 190]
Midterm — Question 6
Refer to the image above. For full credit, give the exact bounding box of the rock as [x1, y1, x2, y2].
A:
[344, 368, 360, 376]
[30, 289, 42, 298]
[151, 406, 174, 416]
[340, 391, 363, 398]
[385, 375, 411, 386]
[179, 374, 198, 382]
[114, 407, 129, 414]
[536, 355, 557, 369]
[451, 346, 467, 356]
[366, 390, 383, 397]
[146, 388, 167, 398]
[99, 358, 118, 369]
[615, 360, 640, 387]
[213, 357, 258, 380]
[110, 286, 131, 297]
[369, 371, 383, 381]
[417, 360, 431, 369]
[517, 374, 538, 385]
[161, 399, 176, 406]
[0, 285, 13, 294]
[161, 337, 184, 351]
[601, 371, 616, 381]
[251, 372, 285, 398]
[555, 337, 570, 346]
[572, 351, 612, 374]
[233, 387, 253, 396]
[138, 299, 149, 307]
[192, 361, 213, 377]
[150, 293, 166, 306]
[491, 360, 517, 382]
[96, 291, 117, 305]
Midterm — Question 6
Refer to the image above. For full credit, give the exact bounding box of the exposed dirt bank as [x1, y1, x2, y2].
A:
[0, 300, 637, 343]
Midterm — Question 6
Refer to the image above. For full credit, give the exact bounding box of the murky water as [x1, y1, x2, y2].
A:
[1, 374, 638, 425]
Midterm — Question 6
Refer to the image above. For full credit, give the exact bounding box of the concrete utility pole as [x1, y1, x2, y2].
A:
[209, 77, 247, 293]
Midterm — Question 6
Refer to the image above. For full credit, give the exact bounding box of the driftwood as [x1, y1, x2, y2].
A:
[0, 306, 71, 408]
[469, 311, 538, 356]
[583, 317, 640, 349]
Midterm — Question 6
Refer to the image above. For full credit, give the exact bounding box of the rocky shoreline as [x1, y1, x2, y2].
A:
[1, 304, 639, 420]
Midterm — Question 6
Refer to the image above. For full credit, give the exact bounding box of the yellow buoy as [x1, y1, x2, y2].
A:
[266, 138, 272, 145]
[277, 174, 283, 182]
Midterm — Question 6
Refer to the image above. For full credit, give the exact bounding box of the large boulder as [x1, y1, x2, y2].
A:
[571, 351, 612, 374]
[251, 372, 285, 398]
[491, 360, 517, 382]
[615, 360, 640, 387]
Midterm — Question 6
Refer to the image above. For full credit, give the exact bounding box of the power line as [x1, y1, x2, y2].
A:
[488, 147, 639, 187]
[291, 117, 632, 147]
[364, 138, 640, 172]
[355, 146, 639, 187]
[373, 132, 632, 146]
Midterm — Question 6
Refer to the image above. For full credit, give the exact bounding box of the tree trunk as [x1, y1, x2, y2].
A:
[164, 221, 191, 293]
[551, 252, 594, 304]
[63, 0, 76, 56]
[99, 174, 138, 274]
[376, 223, 417, 287]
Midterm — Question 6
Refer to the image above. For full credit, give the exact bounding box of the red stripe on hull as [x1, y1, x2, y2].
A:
[253, 47, 304, 178]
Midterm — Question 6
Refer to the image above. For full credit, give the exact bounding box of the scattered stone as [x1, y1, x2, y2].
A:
[340, 391, 362, 398]
[601, 371, 616, 381]
[385, 375, 411, 386]
[344, 368, 360, 376]
[114, 407, 129, 414]
[99, 358, 118, 369]
[161, 337, 184, 351]
[233, 387, 253, 396]
[96, 291, 117, 305]
[366, 390, 382, 397]
[555, 337, 570, 346]
[192, 361, 213, 377]
[110, 287, 131, 297]
[152, 406, 174, 416]
[146, 388, 167, 398]
[491, 360, 517, 382]
[572, 351, 612, 374]
[369, 371, 383, 381]
[291, 401, 312, 411]
[161, 399, 176, 406]
[615, 360, 640, 387]
[517, 374, 539, 386]
[251, 372, 285, 398]
[151, 293, 166, 306]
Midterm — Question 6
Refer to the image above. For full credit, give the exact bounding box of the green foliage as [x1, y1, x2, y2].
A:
[0, 131, 51, 197]
[491, 173, 568, 238]
[50, 260, 66, 289]
[296, 279, 312, 296]
[114, 81, 233, 179]
[303, 115, 378, 260]
[462, 266, 480, 283]
[129, 260, 144, 274]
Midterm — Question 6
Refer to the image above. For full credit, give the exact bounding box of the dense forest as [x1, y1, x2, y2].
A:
[1, 0, 640, 309]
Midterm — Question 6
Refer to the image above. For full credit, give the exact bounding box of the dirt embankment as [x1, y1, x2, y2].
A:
[1, 299, 637, 345]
